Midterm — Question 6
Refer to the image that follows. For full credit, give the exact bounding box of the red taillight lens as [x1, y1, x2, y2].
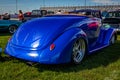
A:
[50, 44, 55, 51]
[88, 22, 99, 28]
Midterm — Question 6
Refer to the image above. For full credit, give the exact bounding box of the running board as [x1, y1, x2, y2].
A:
[89, 44, 109, 53]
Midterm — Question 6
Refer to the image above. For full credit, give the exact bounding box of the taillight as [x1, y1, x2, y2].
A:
[50, 44, 55, 51]
[88, 22, 99, 28]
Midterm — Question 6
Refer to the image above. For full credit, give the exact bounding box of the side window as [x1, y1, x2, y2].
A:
[94, 12, 100, 18]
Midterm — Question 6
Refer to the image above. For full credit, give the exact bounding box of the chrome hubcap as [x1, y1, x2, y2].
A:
[72, 39, 86, 63]
[9, 26, 16, 33]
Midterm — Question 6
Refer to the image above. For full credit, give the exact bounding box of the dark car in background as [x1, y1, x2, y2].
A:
[24, 10, 47, 20]
[102, 10, 120, 31]
[69, 9, 102, 19]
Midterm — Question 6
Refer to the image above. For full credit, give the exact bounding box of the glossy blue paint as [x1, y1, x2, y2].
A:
[5, 14, 116, 64]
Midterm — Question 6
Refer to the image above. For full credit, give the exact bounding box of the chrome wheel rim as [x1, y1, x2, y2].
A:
[9, 26, 16, 33]
[72, 39, 86, 63]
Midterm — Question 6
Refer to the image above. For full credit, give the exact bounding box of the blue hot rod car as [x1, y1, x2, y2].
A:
[0, 20, 22, 33]
[5, 10, 117, 64]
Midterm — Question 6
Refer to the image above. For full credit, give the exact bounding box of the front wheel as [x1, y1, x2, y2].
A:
[110, 35, 116, 45]
[72, 38, 86, 64]
[8, 25, 17, 34]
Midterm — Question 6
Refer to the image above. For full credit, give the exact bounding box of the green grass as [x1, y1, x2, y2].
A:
[0, 33, 120, 80]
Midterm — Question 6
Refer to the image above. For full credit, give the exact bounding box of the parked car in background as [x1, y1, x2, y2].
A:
[69, 9, 102, 19]
[0, 20, 22, 33]
[2, 13, 10, 20]
[24, 12, 31, 17]
[24, 10, 47, 20]
[5, 9, 117, 64]
[10, 14, 18, 19]
[102, 10, 120, 31]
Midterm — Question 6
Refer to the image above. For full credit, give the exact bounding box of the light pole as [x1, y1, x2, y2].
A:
[85, 0, 86, 9]
[43, 0, 45, 7]
[16, 0, 18, 13]
[0, 8, 2, 14]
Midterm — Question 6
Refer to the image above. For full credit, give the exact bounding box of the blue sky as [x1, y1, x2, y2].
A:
[0, 0, 119, 14]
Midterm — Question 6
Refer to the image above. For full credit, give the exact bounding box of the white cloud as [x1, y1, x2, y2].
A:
[92, 0, 117, 4]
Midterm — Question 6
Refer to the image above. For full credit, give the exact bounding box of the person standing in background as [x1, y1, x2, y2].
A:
[18, 10, 24, 21]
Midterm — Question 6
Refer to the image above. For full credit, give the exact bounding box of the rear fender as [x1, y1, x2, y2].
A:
[50, 28, 88, 63]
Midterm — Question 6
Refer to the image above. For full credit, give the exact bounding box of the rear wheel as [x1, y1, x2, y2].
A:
[8, 25, 17, 34]
[72, 38, 86, 64]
